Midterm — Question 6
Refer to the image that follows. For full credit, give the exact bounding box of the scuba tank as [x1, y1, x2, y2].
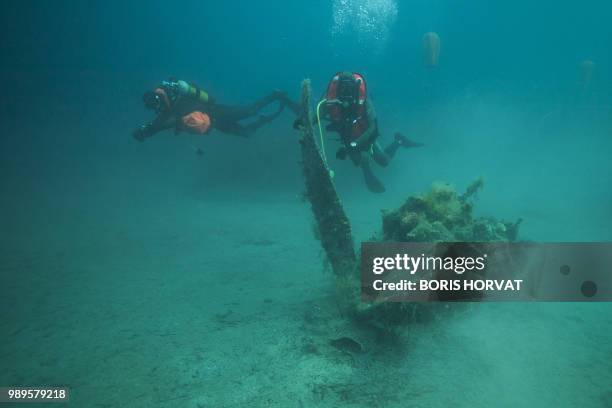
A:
[176, 80, 212, 104]
[161, 79, 213, 104]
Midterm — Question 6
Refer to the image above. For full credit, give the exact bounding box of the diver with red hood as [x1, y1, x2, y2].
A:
[305, 71, 423, 193]
[133, 78, 290, 142]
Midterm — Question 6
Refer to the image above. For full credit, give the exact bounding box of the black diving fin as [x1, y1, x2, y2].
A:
[362, 162, 386, 193]
[394, 132, 424, 148]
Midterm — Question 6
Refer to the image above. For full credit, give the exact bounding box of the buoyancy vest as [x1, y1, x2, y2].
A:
[325, 72, 368, 141]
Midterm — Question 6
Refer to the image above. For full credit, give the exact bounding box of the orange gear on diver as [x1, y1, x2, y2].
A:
[182, 111, 211, 134]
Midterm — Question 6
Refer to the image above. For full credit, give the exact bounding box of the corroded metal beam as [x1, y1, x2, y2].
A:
[298, 80, 356, 280]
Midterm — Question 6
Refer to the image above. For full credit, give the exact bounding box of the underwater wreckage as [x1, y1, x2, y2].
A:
[296, 80, 522, 329]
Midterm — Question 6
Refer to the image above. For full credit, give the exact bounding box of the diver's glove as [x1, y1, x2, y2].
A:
[132, 124, 150, 142]
[336, 141, 359, 160]
[294, 115, 328, 130]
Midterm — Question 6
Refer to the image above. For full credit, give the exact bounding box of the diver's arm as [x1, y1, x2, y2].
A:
[318, 102, 332, 122]
[147, 113, 176, 135]
[133, 113, 175, 141]
[352, 100, 378, 148]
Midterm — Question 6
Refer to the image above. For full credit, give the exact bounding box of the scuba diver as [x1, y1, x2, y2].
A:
[300, 71, 423, 193]
[133, 78, 290, 142]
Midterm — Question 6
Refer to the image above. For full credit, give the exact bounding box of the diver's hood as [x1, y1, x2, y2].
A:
[143, 91, 161, 111]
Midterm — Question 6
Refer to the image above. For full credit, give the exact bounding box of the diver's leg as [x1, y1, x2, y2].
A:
[216, 104, 285, 138]
[252, 91, 287, 112]
[384, 132, 424, 159]
[242, 103, 285, 134]
[214, 118, 252, 138]
[223, 91, 285, 122]
[230, 124, 252, 138]
[357, 151, 386, 193]
[213, 92, 284, 125]
[277, 93, 301, 115]
[383, 139, 401, 159]
[372, 142, 391, 167]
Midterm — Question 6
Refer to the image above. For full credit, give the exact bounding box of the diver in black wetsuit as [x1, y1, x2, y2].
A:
[133, 78, 290, 141]
[297, 72, 423, 193]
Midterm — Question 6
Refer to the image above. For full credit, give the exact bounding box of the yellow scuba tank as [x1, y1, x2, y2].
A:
[177, 80, 211, 104]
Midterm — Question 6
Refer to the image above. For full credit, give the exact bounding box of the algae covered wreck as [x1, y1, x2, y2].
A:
[296, 80, 522, 328]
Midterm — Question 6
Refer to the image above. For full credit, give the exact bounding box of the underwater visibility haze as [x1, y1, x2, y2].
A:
[1, 0, 611, 407]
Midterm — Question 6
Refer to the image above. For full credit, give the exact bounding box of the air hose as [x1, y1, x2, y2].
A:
[316, 99, 335, 178]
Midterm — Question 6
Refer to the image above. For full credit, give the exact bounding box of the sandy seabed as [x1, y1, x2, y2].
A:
[1, 188, 611, 408]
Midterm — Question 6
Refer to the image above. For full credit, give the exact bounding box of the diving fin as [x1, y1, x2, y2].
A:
[394, 132, 424, 148]
[362, 162, 386, 193]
